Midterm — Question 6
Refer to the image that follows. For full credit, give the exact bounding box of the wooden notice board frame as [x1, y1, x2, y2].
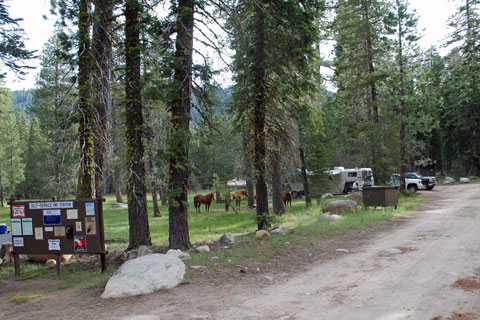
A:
[8, 198, 107, 275]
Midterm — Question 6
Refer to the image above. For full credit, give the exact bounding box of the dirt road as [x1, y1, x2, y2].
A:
[212, 184, 480, 320]
[3, 184, 480, 319]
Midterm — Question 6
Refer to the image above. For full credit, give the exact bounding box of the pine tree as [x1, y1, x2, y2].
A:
[125, 0, 151, 249]
[0, 0, 36, 78]
[444, 0, 480, 175]
[168, 0, 194, 250]
[24, 116, 47, 198]
[0, 84, 25, 200]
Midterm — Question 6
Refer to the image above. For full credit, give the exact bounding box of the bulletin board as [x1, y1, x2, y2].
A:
[9, 198, 106, 255]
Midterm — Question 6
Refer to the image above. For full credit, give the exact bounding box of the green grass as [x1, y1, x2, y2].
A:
[0, 191, 426, 291]
[10, 293, 43, 304]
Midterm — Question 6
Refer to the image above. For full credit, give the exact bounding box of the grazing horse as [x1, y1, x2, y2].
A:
[194, 192, 215, 213]
[225, 189, 249, 212]
[282, 191, 292, 207]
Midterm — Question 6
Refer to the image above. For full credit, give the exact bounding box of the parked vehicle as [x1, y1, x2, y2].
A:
[387, 173, 424, 193]
[406, 172, 437, 190]
[327, 167, 375, 194]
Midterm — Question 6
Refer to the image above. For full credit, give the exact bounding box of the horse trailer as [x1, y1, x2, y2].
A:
[326, 167, 375, 194]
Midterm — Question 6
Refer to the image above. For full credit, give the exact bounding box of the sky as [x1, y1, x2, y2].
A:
[3, 0, 462, 91]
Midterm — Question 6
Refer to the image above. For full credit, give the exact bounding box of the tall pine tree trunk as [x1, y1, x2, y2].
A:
[76, 0, 95, 199]
[271, 148, 285, 215]
[254, 1, 269, 230]
[397, 0, 407, 189]
[243, 137, 255, 208]
[92, 0, 113, 197]
[299, 143, 311, 206]
[168, 0, 194, 250]
[114, 164, 123, 203]
[125, 0, 150, 249]
[152, 188, 161, 217]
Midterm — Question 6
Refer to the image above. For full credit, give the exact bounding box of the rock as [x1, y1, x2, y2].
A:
[45, 259, 57, 266]
[286, 226, 295, 234]
[459, 177, 470, 183]
[110, 250, 127, 265]
[190, 311, 212, 320]
[195, 245, 210, 253]
[352, 192, 363, 205]
[322, 200, 357, 214]
[27, 254, 72, 262]
[382, 248, 402, 255]
[218, 232, 235, 245]
[138, 246, 153, 257]
[110, 202, 128, 209]
[191, 265, 204, 270]
[101, 254, 185, 299]
[336, 249, 350, 254]
[444, 176, 455, 184]
[322, 193, 334, 200]
[203, 239, 216, 246]
[256, 230, 270, 239]
[319, 213, 342, 221]
[166, 249, 191, 260]
[126, 250, 138, 261]
[270, 227, 285, 234]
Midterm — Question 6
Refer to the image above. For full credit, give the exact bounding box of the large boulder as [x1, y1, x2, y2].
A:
[101, 253, 185, 299]
[352, 192, 363, 205]
[218, 232, 235, 245]
[443, 176, 454, 184]
[459, 177, 470, 183]
[322, 200, 357, 214]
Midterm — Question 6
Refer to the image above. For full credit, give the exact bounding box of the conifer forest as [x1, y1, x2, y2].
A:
[0, 0, 479, 249]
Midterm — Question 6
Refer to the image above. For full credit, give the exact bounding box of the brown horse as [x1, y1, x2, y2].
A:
[225, 189, 249, 212]
[282, 191, 292, 207]
[194, 192, 215, 213]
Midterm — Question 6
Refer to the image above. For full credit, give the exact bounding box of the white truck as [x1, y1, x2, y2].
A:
[327, 167, 375, 194]
[387, 173, 424, 192]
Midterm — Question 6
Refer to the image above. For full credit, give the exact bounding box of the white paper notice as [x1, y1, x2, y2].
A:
[13, 237, 24, 247]
[48, 239, 61, 251]
[67, 209, 78, 220]
[75, 221, 82, 232]
[35, 227, 43, 240]
[22, 218, 33, 235]
[85, 202, 95, 216]
[11, 219, 22, 235]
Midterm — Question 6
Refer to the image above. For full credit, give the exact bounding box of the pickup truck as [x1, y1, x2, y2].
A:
[406, 172, 437, 190]
[387, 173, 425, 192]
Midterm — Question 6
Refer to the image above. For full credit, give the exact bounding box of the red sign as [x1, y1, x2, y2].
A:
[12, 205, 25, 218]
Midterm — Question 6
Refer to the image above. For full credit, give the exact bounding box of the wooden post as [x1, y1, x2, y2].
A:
[55, 254, 61, 275]
[13, 252, 20, 277]
[100, 253, 107, 272]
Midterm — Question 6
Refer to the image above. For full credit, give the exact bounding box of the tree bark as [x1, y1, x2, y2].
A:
[168, 0, 194, 250]
[243, 138, 255, 209]
[253, 1, 269, 230]
[299, 142, 311, 206]
[92, 0, 113, 197]
[271, 149, 285, 215]
[76, 0, 95, 199]
[114, 163, 123, 203]
[152, 188, 161, 217]
[125, 0, 150, 249]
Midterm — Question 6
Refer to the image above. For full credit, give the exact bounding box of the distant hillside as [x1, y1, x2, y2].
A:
[11, 89, 34, 115]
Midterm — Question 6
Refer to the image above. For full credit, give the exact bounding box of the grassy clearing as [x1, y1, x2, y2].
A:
[10, 293, 43, 304]
[0, 191, 425, 291]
